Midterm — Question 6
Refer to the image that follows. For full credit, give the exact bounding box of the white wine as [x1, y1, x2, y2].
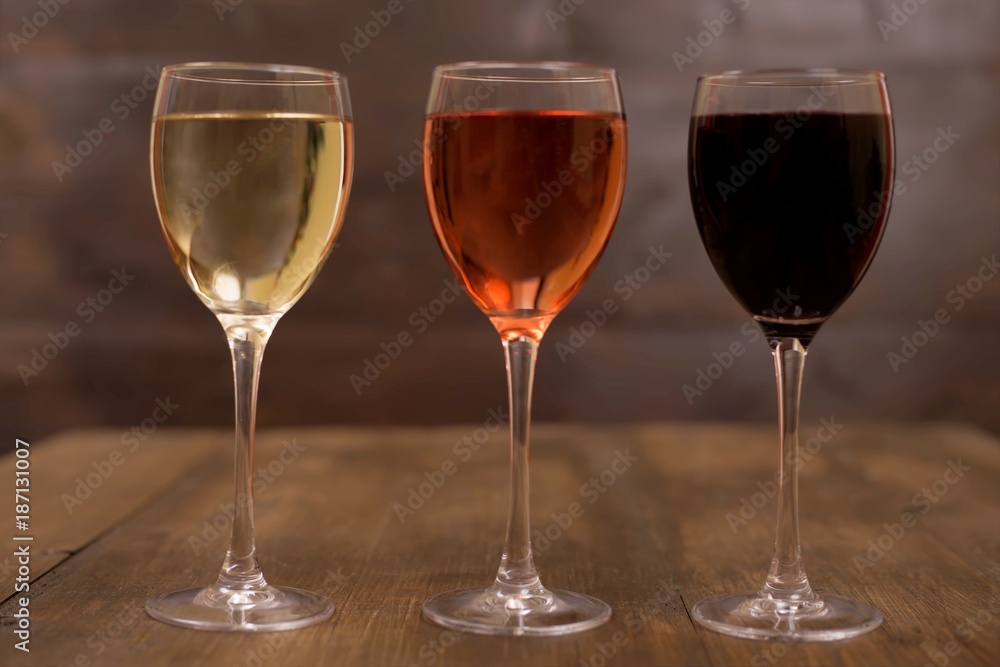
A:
[152, 112, 352, 315]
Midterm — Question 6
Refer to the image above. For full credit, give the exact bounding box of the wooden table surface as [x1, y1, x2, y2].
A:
[1, 422, 998, 667]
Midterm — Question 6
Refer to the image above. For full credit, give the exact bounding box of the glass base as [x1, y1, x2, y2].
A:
[422, 586, 611, 637]
[692, 592, 882, 641]
[146, 584, 334, 632]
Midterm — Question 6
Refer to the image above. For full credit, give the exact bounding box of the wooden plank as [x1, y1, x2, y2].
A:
[629, 421, 1000, 667]
[0, 423, 997, 666]
[0, 428, 219, 596]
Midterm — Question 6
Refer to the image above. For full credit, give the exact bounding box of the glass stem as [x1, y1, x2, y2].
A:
[217, 321, 272, 592]
[762, 337, 815, 601]
[493, 334, 543, 593]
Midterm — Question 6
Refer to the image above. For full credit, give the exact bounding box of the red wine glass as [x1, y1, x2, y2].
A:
[688, 69, 894, 641]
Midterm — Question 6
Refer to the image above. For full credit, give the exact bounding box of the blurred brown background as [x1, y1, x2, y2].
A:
[1, 0, 998, 443]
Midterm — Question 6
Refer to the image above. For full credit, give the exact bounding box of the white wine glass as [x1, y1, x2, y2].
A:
[146, 62, 353, 631]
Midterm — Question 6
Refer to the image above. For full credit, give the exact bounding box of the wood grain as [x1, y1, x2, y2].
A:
[0, 428, 218, 594]
[0, 422, 997, 666]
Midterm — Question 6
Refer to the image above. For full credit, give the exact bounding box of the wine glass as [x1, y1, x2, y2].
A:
[421, 61, 627, 636]
[146, 62, 353, 631]
[687, 69, 894, 640]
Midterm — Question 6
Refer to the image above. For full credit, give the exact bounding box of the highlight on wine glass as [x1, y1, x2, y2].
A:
[421, 61, 627, 636]
[146, 62, 353, 631]
[687, 69, 894, 640]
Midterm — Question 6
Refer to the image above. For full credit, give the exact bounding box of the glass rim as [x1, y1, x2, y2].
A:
[161, 62, 347, 85]
[434, 60, 618, 83]
[697, 68, 886, 87]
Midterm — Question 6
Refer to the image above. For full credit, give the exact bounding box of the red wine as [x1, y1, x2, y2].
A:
[689, 112, 893, 339]
[424, 110, 626, 336]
